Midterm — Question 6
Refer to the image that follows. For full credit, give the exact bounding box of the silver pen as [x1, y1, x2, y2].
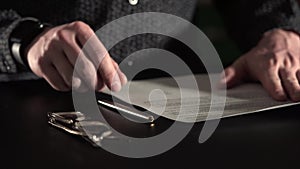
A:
[97, 100, 155, 123]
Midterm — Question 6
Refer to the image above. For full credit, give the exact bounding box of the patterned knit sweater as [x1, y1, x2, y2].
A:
[0, 0, 198, 81]
[215, 0, 300, 53]
[0, 0, 299, 81]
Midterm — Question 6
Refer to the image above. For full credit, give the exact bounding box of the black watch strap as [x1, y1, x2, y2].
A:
[9, 18, 51, 69]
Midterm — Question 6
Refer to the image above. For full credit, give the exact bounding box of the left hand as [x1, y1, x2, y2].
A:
[26, 21, 127, 92]
[219, 29, 300, 102]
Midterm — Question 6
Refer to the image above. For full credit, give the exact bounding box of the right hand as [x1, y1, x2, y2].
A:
[26, 21, 127, 92]
[219, 29, 300, 101]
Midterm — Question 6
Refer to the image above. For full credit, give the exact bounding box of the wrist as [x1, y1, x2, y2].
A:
[9, 18, 51, 69]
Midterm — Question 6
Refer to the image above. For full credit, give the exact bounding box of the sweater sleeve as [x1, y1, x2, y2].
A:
[0, 9, 22, 73]
[0, 9, 39, 81]
[214, 0, 300, 53]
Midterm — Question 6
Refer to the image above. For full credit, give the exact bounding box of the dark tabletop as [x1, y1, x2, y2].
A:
[1, 79, 300, 169]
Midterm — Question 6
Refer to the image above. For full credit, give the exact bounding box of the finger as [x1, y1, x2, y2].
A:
[72, 21, 94, 47]
[112, 61, 127, 86]
[72, 23, 115, 91]
[76, 25, 111, 74]
[74, 55, 98, 90]
[59, 35, 98, 90]
[56, 26, 83, 66]
[98, 56, 121, 92]
[60, 32, 82, 66]
[62, 32, 105, 91]
[73, 22, 107, 66]
[218, 67, 239, 89]
[218, 58, 246, 89]
[259, 68, 287, 101]
[70, 21, 123, 92]
[43, 65, 70, 91]
[51, 52, 74, 88]
[63, 22, 106, 68]
[95, 72, 105, 91]
[95, 60, 126, 92]
[279, 69, 300, 101]
[72, 72, 89, 92]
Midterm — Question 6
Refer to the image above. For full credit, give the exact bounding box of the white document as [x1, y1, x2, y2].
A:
[102, 74, 300, 123]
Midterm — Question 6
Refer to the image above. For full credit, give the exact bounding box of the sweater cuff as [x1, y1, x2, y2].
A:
[9, 17, 51, 69]
[0, 18, 23, 73]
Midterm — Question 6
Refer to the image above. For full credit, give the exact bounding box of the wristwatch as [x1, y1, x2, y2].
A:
[9, 18, 51, 69]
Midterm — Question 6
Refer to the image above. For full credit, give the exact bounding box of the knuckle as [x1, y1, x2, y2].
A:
[56, 30, 71, 44]
[71, 21, 91, 32]
[263, 53, 281, 68]
[271, 51, 281, 58]
[112, 60, 119, 69]
[283, 59, 291, 68]
[56, 30, 66, 39]
[287, 53, 299, 67]
[265, 58, 277, 68]
[265, 29, 285, 39]
[72, 21, 85, 27]
[257, 56, 279, 72]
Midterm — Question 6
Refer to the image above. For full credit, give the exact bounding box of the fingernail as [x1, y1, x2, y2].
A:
[111, 81, 121, 92]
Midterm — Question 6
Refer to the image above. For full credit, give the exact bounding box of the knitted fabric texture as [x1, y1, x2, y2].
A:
[0, 0, 197, 77]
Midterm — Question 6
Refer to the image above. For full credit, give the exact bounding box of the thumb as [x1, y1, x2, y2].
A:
[218, 58, 247, 89]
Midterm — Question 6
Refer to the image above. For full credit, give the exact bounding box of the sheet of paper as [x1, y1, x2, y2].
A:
[102, 74, 300, 123]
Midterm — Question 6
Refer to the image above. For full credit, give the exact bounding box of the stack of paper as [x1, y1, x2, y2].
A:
[102, 74, 300, 123]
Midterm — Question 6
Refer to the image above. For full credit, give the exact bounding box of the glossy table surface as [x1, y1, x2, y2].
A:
[1, 79, 300, 169]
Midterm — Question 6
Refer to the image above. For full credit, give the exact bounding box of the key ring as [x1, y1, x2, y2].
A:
[47, 111, 114, 146]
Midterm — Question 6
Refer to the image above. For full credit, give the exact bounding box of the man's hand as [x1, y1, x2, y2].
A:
[219, 29, 300, 101]
[26, 21, 127, 92]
